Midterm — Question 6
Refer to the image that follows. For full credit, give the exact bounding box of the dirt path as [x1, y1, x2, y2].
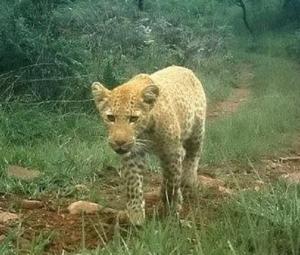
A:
[207, 87, 250, 119]
[207, 63, 253, 120]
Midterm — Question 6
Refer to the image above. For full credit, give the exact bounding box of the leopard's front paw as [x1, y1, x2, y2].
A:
[127, 208, 145, 226]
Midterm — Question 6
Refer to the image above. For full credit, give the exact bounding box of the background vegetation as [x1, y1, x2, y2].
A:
[0, 0, 300, 254]
[1, 0, 297, 102]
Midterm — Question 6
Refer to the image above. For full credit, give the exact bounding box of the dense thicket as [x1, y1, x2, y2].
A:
[0, 0, 299, 102]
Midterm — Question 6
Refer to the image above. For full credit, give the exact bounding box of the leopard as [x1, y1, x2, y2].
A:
[91, 65, 206, 225]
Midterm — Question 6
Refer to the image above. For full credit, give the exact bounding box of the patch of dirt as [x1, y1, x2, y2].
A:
[207, 87, 250, 119]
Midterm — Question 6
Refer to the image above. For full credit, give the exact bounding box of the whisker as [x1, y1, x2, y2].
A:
[134, 138, 153, 154]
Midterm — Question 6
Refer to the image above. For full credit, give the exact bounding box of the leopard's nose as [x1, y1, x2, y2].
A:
[115, 139, 127, 147]
[109, 139, 134, 154]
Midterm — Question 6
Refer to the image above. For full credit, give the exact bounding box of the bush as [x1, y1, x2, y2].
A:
[0, 0, 233, 102]
[0, 0, 89, 101]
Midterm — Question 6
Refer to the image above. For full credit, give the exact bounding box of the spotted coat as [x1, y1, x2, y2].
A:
[92, 66, 206, 225]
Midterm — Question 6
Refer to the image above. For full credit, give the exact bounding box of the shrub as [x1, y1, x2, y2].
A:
[0, 0, 233, 102]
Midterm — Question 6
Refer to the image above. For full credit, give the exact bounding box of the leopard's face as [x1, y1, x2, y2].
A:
[92, 77, 159, 155]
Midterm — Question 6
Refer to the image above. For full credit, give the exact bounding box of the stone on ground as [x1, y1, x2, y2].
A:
[198, 175, 225, 187]
[0, 234, 5, 242]
[198, 175, 232, 195]
[7, 165, 41, 181]
[281, 172, 300, 184]
[21, 199, 43, 209]
[0, 211, 19, 223]
[68, 201, 103, 215]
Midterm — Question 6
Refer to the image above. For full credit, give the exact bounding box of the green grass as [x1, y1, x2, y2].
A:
[73, 183, 300, 255]
[203, 52, 300, 164]
[0, 106, 119, 196]
[0, 48, 238, 197]
[0, 37, 299, 190]
[199, 55, 236, 102]
[5, 180, 297, 255]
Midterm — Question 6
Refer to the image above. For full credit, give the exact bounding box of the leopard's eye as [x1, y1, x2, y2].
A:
[129, 116, 139, 123]
[107, 114, 115, 122]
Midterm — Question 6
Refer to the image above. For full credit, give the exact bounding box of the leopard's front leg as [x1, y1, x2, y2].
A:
[122, 154, 145, 225]
[159, 146, 185, 215]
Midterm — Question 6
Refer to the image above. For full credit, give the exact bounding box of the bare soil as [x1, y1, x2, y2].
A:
[207, 87, 250, 119]
[0, 197, 115, 253]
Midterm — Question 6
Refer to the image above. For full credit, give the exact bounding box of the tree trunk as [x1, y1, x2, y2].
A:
[136, 0, 144, 11]
[283, 0, 292, 8]
[235, 0, 253, 35]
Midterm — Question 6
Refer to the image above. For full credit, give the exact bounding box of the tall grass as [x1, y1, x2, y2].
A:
[0, 105, 119, 196]
[0, 0, 233, 101]
[1, 38, 300, 194]
[203, 48, 300, 164]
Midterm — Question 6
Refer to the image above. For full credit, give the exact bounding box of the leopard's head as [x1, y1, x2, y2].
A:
[92, 74, 159, 155]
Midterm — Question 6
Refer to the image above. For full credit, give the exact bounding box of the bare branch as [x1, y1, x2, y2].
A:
[235, 0, 253, 35]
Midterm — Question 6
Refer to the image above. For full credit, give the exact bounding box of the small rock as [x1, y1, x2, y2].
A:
[0, 224, 6, 232]
[144, 189, 161, 208]
[254, 186, 261, 191]
[198, 175, 232, 195]
[74, 184, 89, 192]
[101, 207, 119, 215]
[281, 172, 300, 184]
[254, 180, 265, 191]
[218, 186, 233, 195]
[198, 175, 225, 188]
[116, 210, 130, 224]
[21, 199, 43, 209]
[7, 165, 41, 181]
[144, 189, 160, 201]
[255, 180, 265, 185]
[18, 237, 31, 250]
[0, 234, 5, 242]
[179, 219, 193, 228]
[68, 201, 102, 215]
[0, 211, 19, 223]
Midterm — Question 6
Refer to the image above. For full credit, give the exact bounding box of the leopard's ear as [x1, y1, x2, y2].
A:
[141, 84, 159, 105]
[91, 82, 110, 109]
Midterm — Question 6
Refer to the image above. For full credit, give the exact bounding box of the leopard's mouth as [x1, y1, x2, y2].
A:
[115, 148, 130, 154]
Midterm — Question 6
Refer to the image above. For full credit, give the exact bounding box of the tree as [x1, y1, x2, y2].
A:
[283, 0, 300, 21]
[235, 0, 253, 35]
[136, 0, 144, 11]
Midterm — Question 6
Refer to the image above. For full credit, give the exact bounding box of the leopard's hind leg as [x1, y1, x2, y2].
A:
[181, 119, 205, 198]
